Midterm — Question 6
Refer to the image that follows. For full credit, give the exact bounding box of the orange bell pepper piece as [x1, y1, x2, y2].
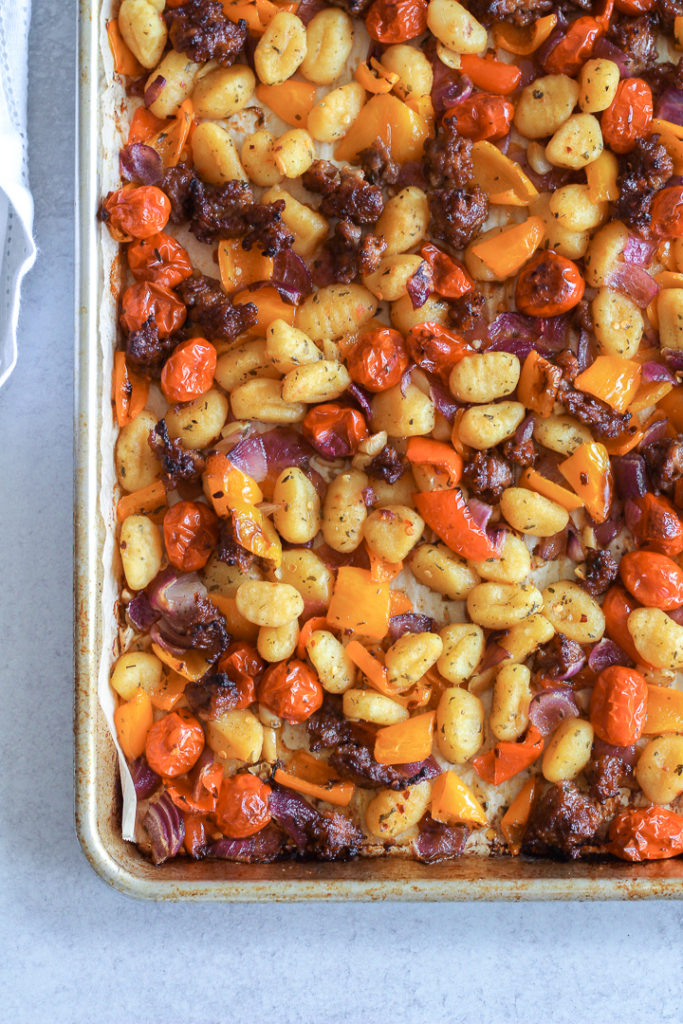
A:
[335, 94, 429, 164]
[167, 761, 224, 815]
[492, 13, 557, 54]
[344, 639, 401, 700]
[414, 488, 501, 562]
[127, 107, 166, 146]
[473, 726, 544, 785]
[233, 286, 295, 334]
[224, 0, 280, 33]
[603, 423, 644, 456]
[519, 467, 584, 512]
[659, 387, 683, 431]
[629, 380, 674, 413]
[389, 590, 413, 616]
[296, 615, 330, 659]
[431, 770, 488, 827]
[113, 351, 149, 428]
[150, 669, 187, 711]
[367, 548, 403, 583]
[500, 777, 538, 854]
[204, 452, 263, 517]
[232, 501, 282, 566]
[517, 350, 563, 418]
[406, 437, 463, 487]
[644, 685, 683, 734]
[148, 99, 194, 169]
[273, 766, 355, 807]
[116, 480, 167, 523]
[559, 442, 613, 524]
[327, 567, 391, 639]
[114, 688, 153, 760]
[469, 217, 544, 279]
[354, 58, 399, 94]
[218, 238, 274, 294]
[208, 593, 259, 643]
[151, 642, 212, 682]
[374, 711, 436, 765]
[255, 81, 317, 127]
[106, 20, 143, 76]
[459, 54, 522, 94]
[574, 355, 642, 413]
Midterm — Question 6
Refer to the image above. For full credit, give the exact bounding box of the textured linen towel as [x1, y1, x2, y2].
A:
[0, 0, 36, 388]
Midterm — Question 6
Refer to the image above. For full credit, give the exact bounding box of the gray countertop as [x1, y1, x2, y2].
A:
[1, 3, 681, 1021]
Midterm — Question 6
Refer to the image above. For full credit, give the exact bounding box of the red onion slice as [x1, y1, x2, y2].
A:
[429, 380, 461, 422]
[147, 568, 207, 624]
[394, 756, 442, 781]
[593, 37, 630, 76]
[637, 417, 669, 450]
[413, 819, 468, 862]
[623, 235, 657, 267]
[604, 262, 659, 308]
[479, 639, 511, 672]
[656, 87, 683, 127]
[640, 361, 675, 384]
[226, 434, 268, 481]
[269, 249, 313, 305]
[612, 453, 649, 500]
[119, 143, 163, 185]
[206, 824, 285, 862]
[588, 638, 632, 673]
[268, 785, 319, 853]
[143, 792, 185, 864]
[468, 497, 493, 532]
[130, 756, 161, 799]
[347, 383, 373, 421]
[388, 613, 436, 638]
[261, 427, 315, 473]
[592, 737, 638, 769]
[536, 528, 568, 561]
[487, 312, 569, 359]
[662, 348, 683, 372]
[127, 592, 159, 631]
[528, 687, 579, 736]
[143, 74, 165, 107]
[406, 260, 431, 309]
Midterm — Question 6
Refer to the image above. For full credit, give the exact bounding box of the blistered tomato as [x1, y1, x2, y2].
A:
[602, 585, 645, 666]
[405, 322, 471, 381]
[445, 93, 514, 142]
[215, 774, 272, 838]
[347, 328, 408, 393]
[127, 232, 193, 289]
[619, 550, 683, 610]
[609, 806, 683, 861]
[628, 493, 683, 558]
[542, 17, 602, 76]
[601, 78, 653, 155]
[651, 187, 683, 238]
[302, 402, 369, 458]
[101, 184, 171, 240]
[420, 244, 474, 300]
[120, 281, 187, 337]
[163, 500, 220, 572]
[515, 250, 585, 317]
[365, 0, 428, 43]
[589, 665, 648, 746]
[145, 709, 205, 777]
[258, 660, 323, 723]
[161, 338, 217, 403]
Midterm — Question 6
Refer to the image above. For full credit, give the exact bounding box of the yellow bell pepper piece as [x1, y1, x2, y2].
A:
[114, 687, 153, 760]
[471, 140, 538, 206]
[151, 643, 211, 682]
[574, 355, 641, 414]
[559, 442, 613, 524]
[218, 239, 274, 294]
[469, 216, 544, 280]
[335, 94, 429, 165]
[431, 770, 488, 827]
[644, 685, 683, 735]
[519, 467, 584, 512]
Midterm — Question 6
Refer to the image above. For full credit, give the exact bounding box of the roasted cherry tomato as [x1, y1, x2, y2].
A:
[215, 774, 272, 838]
[161, 338, 217, 403]
[589, 665, 648, 746]
[302, 402, 369, 458]
[515, 250, 585, 317]
[258, 659, 323, 723]
[619, 550, 683, 610]
[209, 642, 264, 713]
[609, 806, 683, 861]
[145, 709, 205, 778]
[542, 17, 602, 76]
[628, 493, 683, 558]
[651, 186, 683, 238]
[163, 500, 220, 572]
[347, 328, 408, 393]
[101, 184, 171, 240]
[420, 244, 474, 300]
[120, 281, 187, 337]
[127, 232, 193, 289]
[601, 78, 653, 155]
[365, 0, 428, 43]
[405, 322, 471, 382]
[445, 93, 514, 142]
[167, 758, 224, 815]
[183, 813, 209, 858]
[602, 585, 645, 666]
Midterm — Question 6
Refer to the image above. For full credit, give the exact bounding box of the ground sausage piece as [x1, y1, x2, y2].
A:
[467, 0, 553, 25]
[557, 382, 631, 439]
[148, 418, 206, 489]
[522, 781, 601, 859]
[641, 437, 683, 493]
[585, 753, 631, 801]
[422, 118, 473, 189]
[241, 200, 294, 257]
[165, 0, 247, 66]
[616, 137, 674, 232]
[413, 814, 469, 863]
[160, 164, 197, 223]
[656, 0, 683, 33]
[359, 138, 399, 187]
[188, 178, 254, 243]
[303, 161, 384, 224]
[463, 450, 513, 503]
[429, 187, 488, 251]
[582, 548, 619, 597]
[534, 633, 585, 680]
[502, 435, 538, 467]
[312, 220, 386, 285]
[555, 349, 580, 384]
[176, 274, 257, 341]
[609, 14, 658, 75]
[448, 288, 486, 334]
[124, 318, 176, 375]
[329, 0, 373, 14]
[307, 811, 364, 861]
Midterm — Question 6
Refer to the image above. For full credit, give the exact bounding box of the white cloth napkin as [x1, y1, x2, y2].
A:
[0, 0, 36, 389]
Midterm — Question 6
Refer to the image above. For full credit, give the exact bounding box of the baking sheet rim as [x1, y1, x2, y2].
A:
[73, 0, 683, 901]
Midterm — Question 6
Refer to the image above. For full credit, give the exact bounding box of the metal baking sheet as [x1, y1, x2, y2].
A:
[73, 0, 683, 900]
